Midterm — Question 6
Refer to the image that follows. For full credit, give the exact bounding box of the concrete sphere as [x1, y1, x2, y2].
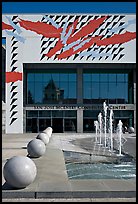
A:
[27, 138, 46, 158]
[36, 132, 49, 145]
[128, 127, 134, 133]
[43, 127, 53, 138]
[3, 156, 37, 188]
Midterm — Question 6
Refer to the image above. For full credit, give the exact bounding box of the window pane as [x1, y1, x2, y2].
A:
[109, 74, 116, 82]
[91, 82, 99, 99]
[100, 74, 108, 82]
[116, 82, 125, 103]
[124, 82, 128, 103]
[100, 82, 108, 98]
[34, 82, 43, 103]
[60, 73, 68, 81]
[84, 110, 99, 117]
[27, 82, 35, 104]
[60, 82, 68, 99]
[124, 74, 128, 83]
[2, 37, 6, 46]
[52, 73, 59, 82]
[27, 110, 38, 117]
[64, 110, 76, 117]
[27, 91, 34, 104]
[26, 70, 77, 104]
[92, 74, 99, 82]
[108, 83, 117, 99]
[83, 71, 130, 105]
[116, 82, 128, 103]
[39, 110, 51, 117]
[69, 82, 76, 98]
[84, 82, 91, 99]
[117, 74, 125, 82]
[52, 111, 63, 117]
[69, 74, 76, 81]
[28, 73, 34, 81]
[84, 74, 91, 81]
[43, 73, 51, 82]
[34, 73, 43, 82]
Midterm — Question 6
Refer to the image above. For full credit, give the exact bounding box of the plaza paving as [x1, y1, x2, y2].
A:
[2, 132, 136, 202]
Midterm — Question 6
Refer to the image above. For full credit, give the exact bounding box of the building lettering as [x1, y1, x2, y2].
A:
[33, 105, 127, 110]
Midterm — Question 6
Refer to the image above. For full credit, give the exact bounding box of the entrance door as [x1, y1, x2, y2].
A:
[64, 119, 76, 132]
[26, 118, 38, 133]
[52, 118, 63, 133]
[39, 118, 51, 132]
[83, 119, 95, 132]
[31, 118, 38, 133]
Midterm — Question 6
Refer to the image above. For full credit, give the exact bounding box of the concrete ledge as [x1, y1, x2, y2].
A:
[2, 191, 136, 199]
[2, 191, 35, 199]
[36, 191, 136, 199]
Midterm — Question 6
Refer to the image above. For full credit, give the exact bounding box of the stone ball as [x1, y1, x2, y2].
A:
[27, 138, 46, 158]
[36, 132, 49, 145]
[43, 127, 53, 138]
[3, 156, 37, 189]
[128, 127, 134, 133]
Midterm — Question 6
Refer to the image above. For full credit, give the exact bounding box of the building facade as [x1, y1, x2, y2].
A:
[2, 14, 136, 133]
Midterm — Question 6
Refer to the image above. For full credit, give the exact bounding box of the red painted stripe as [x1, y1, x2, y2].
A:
[18, 19, 62, 38]
[57, 36, 101, 59]
[66, 18, 79, 35]
[46, 40, 63, 58]
[67, 16, 108, 44]
[57, 31, 136, 59]
[45, 18, 80, 58]
[57, 47, 74, 60]
[2, 22, 14, 30]
[96, 31, 136, 46]
[6, 72, 22, 83]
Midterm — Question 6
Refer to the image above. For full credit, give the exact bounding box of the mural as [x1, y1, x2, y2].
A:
[2, 14, 136, 133]
[2, 14, 136, 62]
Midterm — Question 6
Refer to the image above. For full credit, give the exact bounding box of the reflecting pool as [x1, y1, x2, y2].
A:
[66, 162, 136, 180]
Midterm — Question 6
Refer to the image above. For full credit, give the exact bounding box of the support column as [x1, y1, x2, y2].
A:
[77, 67, 83, 105]
[6, 37, 23, 133]
[23, 109, 26, 133]
[77, 109, 83, 133]
[77, 67, 83, 133]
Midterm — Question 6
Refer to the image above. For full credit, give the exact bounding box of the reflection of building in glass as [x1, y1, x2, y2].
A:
[28, 90, 34, 104]
[26, 72, 76, 105]
[42, 79, 64, 103]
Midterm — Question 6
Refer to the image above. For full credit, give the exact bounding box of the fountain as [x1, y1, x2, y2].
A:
[117, 120, 123, 156]
[109, 108, 114, 152]
[103, 101, 108, 147]
[98, 112, 102, 145]
[63, 103, 135, 181]
[94, 120, 98, 143]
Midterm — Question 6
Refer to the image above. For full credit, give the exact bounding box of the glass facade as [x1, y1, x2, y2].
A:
[27, 70, 77, 104]
[24, 66, 135, 133]
[26, 110, 77, 133]
[83, 71, 133, 104]
[26, 69, 133, 105]
[83, 110, 134, 132]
